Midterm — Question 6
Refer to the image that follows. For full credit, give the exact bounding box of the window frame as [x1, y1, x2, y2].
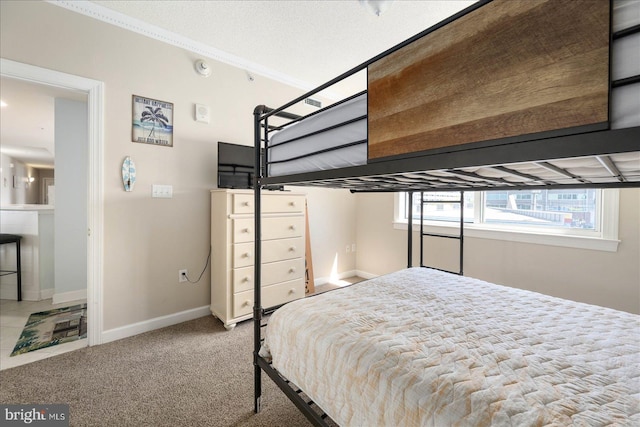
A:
[393, 189, 620, 252]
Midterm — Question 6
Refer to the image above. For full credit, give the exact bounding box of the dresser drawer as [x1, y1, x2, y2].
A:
[233, 258, 304, 286]
[232, 266, 254, 293]
[233, 252, 305, 293]
[263, 237, 304, 263]
[232, 237, 304, 269]
[233, 242, 254, 268]
[262, 257, 304, 286]
[232, 193, 304, 215]
[232, 193, 254, 214]
[262, 216, 304, 240]
[233, 278, 305, 317]
[232, 218, 254, 243]
[264, 278, 304, 308]
[262, 194, 304, 213]
[233, 292, 254, 318]
[233, 216, 304, 244]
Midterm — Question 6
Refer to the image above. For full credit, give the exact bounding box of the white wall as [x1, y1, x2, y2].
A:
[53, 97, 88, 300]
[303, 187, 358, 283]
[0, 1, 356, 332]
[356, 189, 640, 314]
[0, 154, 40, 205]
[7, 0, 632, 333]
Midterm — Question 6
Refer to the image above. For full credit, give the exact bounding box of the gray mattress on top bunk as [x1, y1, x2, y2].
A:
[268, 92, 368, 176]
[267, 0, 640, 185]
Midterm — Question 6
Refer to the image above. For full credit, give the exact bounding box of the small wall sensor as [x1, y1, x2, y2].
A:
[195, 59, 212, 77]
[195, 103, 210, 123]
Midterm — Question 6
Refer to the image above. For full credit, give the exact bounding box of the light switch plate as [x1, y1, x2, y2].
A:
[152, 184, 173, 198]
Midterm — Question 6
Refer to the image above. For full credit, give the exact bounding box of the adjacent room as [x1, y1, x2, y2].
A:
[1, 0, 638, 426]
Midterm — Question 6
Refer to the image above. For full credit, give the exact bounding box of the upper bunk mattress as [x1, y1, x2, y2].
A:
[260, 267, 640, 426]
[264, 0, 639, 180]
[267, 93, 367, 177]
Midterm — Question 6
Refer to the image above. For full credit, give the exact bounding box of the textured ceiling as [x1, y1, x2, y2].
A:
[0, 77, 86, 168]
[89, 0, 475, 93]
[2, 0, 476, 167]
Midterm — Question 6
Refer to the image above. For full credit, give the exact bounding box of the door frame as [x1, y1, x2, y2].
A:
[1, 58, 104, 346]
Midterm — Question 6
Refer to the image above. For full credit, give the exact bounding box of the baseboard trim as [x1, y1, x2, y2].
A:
[314, 270, 377, 286]
[101, 305, 211, 344]
[52, 289, 86, 305]
[314, 270, 355, 286]
[101, 271, 377, 345]
[0, 289, 51, 301]
[40, 288, 55, 300]
[355, 270, 377, 280]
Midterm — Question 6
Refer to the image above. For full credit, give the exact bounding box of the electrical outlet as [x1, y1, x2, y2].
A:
[179, 269, 188, 283]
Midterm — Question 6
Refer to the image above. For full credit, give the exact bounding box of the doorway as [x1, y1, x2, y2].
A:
[0, 59, 104, 355]
[42, 177, 55, 205]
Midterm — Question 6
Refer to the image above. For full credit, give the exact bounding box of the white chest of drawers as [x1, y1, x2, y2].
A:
[210, 189, 306, 330]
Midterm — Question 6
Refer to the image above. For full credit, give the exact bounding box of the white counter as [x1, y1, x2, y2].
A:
[1, 204, 54, 211]
[0, 206, 54, 300]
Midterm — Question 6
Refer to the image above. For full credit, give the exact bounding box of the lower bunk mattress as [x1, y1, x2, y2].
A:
[259, 267, 640, 426]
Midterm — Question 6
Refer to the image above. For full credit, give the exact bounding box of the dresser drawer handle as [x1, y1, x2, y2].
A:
[288, 246, 296, 252]
[289, 267, 296, 274]
[289, 225, 296, 231]
[241, 227, 251, 234]
[242, 276, 251, 283]
[289, 201, 297, 207]
[243, 300, 251, 307]
[242, 252, 251, 258]
[242, 201, 251, 207]
[289, 288, 296, 294]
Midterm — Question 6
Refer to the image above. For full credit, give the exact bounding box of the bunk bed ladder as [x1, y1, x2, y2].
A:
[419, 191, 464, 276]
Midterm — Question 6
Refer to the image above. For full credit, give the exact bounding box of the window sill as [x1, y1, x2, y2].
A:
[393, 221, 620, 252]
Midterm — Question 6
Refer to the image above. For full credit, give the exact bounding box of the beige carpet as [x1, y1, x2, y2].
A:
[0, 316, 314, 427]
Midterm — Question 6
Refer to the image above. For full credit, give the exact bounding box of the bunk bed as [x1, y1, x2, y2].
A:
[251, 0, 640, 425]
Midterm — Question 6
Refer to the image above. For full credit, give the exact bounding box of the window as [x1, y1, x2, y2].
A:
[395, 189, 620, 251]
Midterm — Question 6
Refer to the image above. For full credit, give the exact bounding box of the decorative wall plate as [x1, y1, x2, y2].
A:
[122, 156, 136, 191]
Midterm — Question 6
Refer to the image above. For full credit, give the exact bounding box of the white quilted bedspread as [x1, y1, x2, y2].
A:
[260, 268, 640, 426]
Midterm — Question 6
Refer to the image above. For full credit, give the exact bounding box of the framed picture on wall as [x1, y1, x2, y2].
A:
[132, 95, 174, 147]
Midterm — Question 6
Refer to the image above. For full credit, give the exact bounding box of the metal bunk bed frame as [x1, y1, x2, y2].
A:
[418, 191, 464, 276]
[253, 106, 336, 425]
[251, 0, 640, 424]
[250, 187, 426, 426]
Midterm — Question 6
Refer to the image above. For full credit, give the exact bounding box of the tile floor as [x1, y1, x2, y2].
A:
[0, 298, 87, 370]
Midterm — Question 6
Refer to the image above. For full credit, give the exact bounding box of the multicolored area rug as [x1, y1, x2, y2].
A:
[11, 304, 87, 357]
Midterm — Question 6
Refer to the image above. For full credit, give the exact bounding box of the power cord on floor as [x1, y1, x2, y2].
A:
[183, 245, 212, 284]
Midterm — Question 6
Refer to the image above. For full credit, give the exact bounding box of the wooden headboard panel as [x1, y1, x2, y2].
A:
[367, 0, 610, 161]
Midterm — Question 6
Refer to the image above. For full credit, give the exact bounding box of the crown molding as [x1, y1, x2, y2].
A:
[46, 0, 317, 93]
